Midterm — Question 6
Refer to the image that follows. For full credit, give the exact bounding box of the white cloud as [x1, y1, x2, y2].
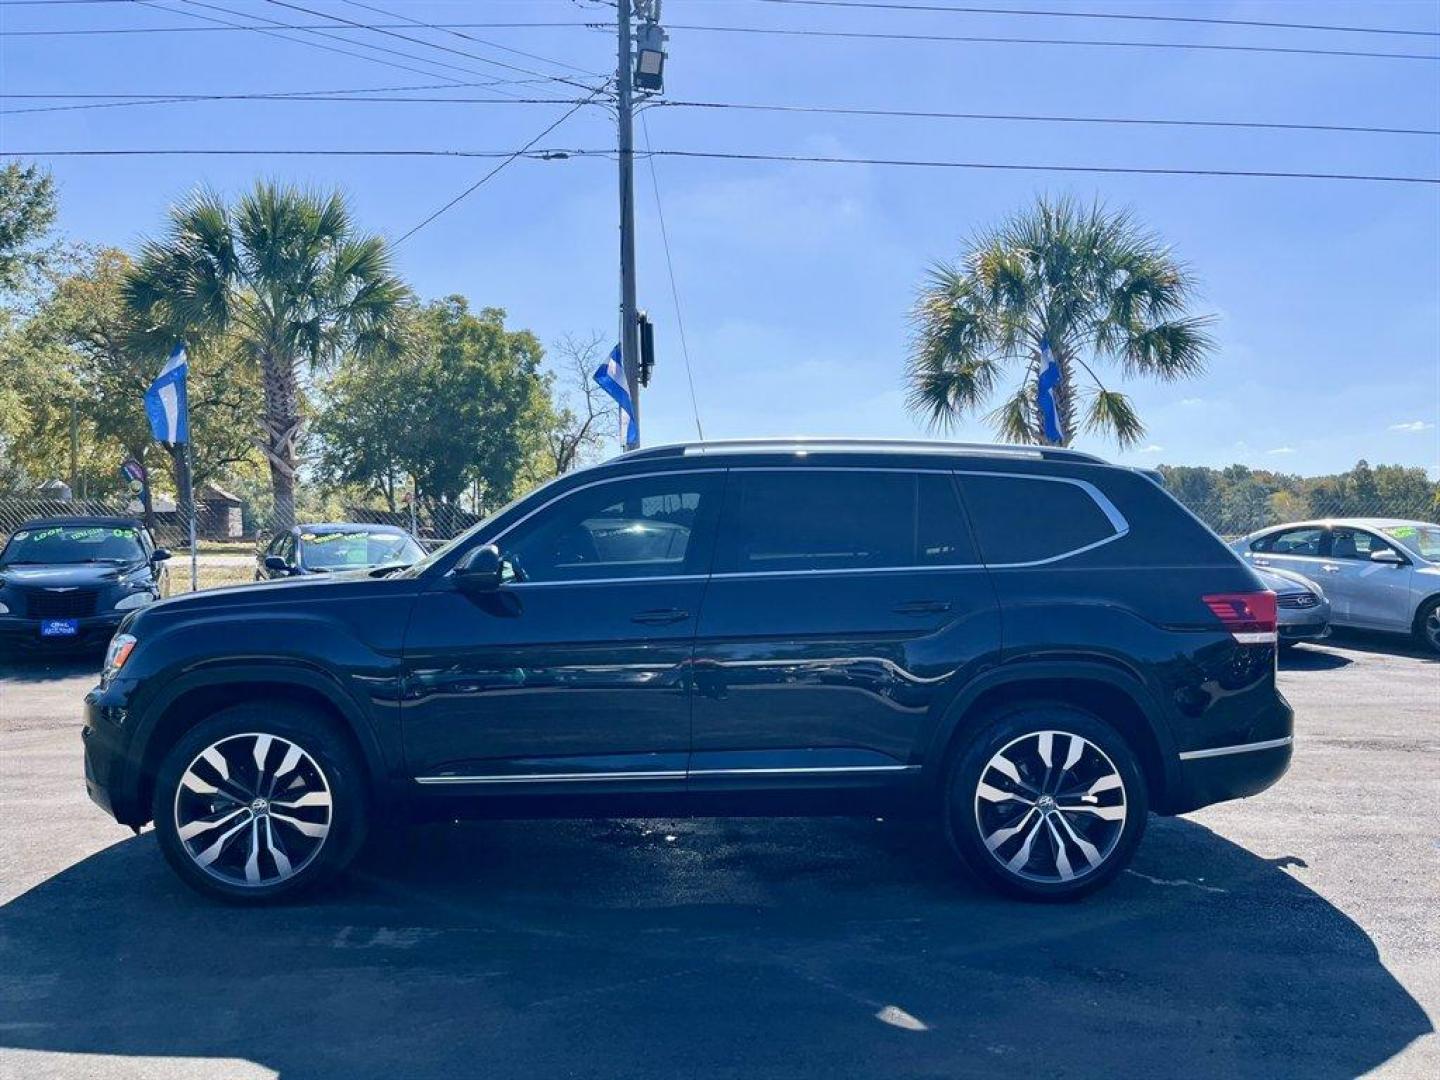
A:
[1267, 446, 1296, 455]
[1179, 398, 1205, 407]
[1388, 420, 1435, 433]
[1139, 444, 1165, 454]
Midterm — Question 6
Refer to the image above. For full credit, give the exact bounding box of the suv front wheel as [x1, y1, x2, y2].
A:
[944, 704, 1148, 901]
[152, 703, 368, 903]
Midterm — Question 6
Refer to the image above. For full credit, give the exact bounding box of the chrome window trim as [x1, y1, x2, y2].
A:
[472, 463, 1128, 584]
[1177, 736, 1293, 761]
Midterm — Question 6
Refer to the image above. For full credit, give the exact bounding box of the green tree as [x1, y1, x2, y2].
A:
[32, 247, 260, 524]
[125, 182, 407, 529]
[0, 163, 57, 296]
[315, 297, 556, 526]
[907, 195, 1215, 447]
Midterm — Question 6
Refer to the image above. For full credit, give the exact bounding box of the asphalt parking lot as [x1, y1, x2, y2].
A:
[1, 634, 1436, 1080]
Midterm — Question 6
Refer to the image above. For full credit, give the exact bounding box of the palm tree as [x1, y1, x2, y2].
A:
[125, 182, 407, 529]
[907, 195, 1215, 448]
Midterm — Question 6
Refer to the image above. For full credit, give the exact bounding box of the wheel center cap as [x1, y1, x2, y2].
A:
[1036, 794, 1056, 814]
[250, 797, 269, 816]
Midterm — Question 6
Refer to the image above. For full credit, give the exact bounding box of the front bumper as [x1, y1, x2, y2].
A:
[0, 613, 124, 652]
[82, 679, 148, 826]
[1278, 618, 1330, 642]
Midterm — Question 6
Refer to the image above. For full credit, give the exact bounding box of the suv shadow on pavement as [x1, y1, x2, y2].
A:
[0, 815, 1430, 1080]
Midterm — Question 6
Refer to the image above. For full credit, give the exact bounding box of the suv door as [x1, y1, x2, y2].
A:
[688, 467, 999, 801]
[401, 470, 723, 785]
[1319, 526, 1414, 630]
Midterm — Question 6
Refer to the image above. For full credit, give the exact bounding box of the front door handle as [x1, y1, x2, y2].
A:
[1252, 557, 1270, 566]
[893, 599, 952, 616]
[1320, 563, 1341, 573]
[632, 608, 690, 626]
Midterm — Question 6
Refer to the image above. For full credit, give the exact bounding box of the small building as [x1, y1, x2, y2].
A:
[198, 483, 244, 539]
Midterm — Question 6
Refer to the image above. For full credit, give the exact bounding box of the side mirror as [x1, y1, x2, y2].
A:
[1370, 548, 1405, 565]
[264, 555, 291, 573]
[151, 548, 172, 563]
[455, 544, 504, 592]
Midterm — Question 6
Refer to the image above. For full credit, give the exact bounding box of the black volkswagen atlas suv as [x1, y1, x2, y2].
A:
[82, 439, 1292, 903]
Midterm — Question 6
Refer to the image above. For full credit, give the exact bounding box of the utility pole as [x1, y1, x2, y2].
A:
[616, 1, 641, 450]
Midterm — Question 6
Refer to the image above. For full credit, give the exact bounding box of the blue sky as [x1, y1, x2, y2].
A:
[2, 0, 1437, 476]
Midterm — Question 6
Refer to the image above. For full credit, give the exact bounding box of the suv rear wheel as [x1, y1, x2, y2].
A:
[152, 703, 368, 903]
[944, 703, 1148, 901]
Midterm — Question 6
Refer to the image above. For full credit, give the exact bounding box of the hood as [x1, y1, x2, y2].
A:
[1255, 566, 1321, 595]
[0, 561, 146, 588]
[142, 565, 392, 615]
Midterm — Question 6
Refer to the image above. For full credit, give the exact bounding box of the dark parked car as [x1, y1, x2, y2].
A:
[256, 522, 424, 580]
[0, 516, 169, 653]
[83, 439, 1292, 903]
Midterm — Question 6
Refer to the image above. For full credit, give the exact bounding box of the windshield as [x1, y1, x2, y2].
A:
[0, 524, 145, 566]
[393, 486, 544, 579]
[1381, 524, 1440, 561]
[297, 530, 424, 570]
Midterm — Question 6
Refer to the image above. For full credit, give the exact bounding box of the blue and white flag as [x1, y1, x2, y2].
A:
[144, 343, 190, 445]
[594, 344, 639, 446]
[1036, 338, 1065, 444]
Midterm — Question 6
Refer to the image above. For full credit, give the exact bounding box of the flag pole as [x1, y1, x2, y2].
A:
[185, 437, 197, 591]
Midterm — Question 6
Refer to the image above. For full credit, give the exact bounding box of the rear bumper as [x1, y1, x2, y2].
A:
[1167, 696, 1295, 814]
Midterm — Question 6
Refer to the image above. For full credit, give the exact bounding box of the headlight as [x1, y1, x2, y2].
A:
[102, 633, 137, 685]
[114, 592, 154, 610]
[0, 600, 9, 614]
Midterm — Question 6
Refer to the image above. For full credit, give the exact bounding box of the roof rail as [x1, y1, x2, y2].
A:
[624, 437, 1105, 464]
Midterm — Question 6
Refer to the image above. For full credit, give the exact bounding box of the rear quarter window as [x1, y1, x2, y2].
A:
[957, 474, 1120, 565]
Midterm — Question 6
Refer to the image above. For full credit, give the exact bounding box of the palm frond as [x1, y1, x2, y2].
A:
[1082, 388, 1146, 448]
[985, 379, 1038, 445]
[1120, 314, 1215, 381]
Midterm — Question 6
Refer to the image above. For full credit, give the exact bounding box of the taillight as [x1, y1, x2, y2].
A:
[1202, 592, 1277, 644]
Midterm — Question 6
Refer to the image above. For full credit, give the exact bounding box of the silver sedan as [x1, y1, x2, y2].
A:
[1231, 518, 1440, 653]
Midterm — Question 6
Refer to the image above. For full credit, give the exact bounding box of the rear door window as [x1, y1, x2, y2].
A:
[1252, 527, 1324, 557]
[714, 470, 976, 574]
[956, 473, 1122, 565]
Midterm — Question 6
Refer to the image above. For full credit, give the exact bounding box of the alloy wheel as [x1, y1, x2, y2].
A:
[1425, 607, 1440, 652]
[172, 732, 333, 888]
[973, 730, 1127, 884]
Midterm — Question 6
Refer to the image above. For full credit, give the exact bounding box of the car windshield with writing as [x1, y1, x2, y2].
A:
[297, 530, 423, 571]
[1381, 524, 1440, 561]
[0, 526, 144, 566]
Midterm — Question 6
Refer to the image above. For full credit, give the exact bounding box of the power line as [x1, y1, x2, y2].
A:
[137, 0, 484, 86]
[656, 99, 1439, 138]
[646, 147, 1440, 184]
[639, 111, 704, 442]
[748, 0, 1440, 39]
[338, 0, 597, 78]
[7, 84, 1429, 137]
[662, 22, 1439, 63]
[395, 85, 612, 245]
[0, 21, 594, 36]
[7, 146, 1435, 185]
[1, 93, 589, 117]
[261, 0, 607, 93]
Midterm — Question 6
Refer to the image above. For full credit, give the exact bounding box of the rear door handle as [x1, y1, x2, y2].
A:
[632, 608, 690, 626]
[1252, 557, 1270, 566]
[1320, 563, 1341, 573]
[892, 600, 952, 616]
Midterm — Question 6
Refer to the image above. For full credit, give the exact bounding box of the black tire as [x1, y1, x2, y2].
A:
[943, 702, 1148, 902]
[1413, 597, 1440, 655]
[152, 702, 369, 904]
